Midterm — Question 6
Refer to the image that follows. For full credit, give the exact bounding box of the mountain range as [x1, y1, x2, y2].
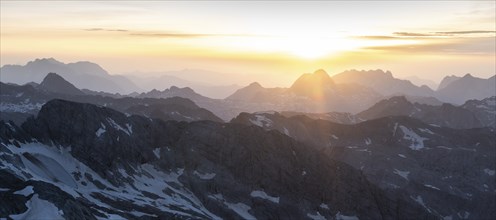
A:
[0, 73, 222, 125]
[0, 58, 140, 94]
[1, 58, 495, 219]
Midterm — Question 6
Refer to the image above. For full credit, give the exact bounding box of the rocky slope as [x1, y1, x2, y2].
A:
[461, 96, 496, 128]
[0, 99, 432, 219]
[356, 96, 484, 129]
[232, 112, 496, 219]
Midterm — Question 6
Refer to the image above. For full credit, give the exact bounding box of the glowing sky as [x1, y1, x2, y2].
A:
[1, 1, 495, 86]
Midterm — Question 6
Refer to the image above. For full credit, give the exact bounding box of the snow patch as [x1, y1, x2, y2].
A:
[364, 138, 371, 145]
[484, 168, 495, 176]
[193, 171, 216, 180]
[398, 154, 406, 158]
[249, 115, 273, 127]
[106, 118, 131, 135]
[419, 128, 434, 134]
[250, 190, 280, 203]
[411, 195, 431, 213]
[399, 125, 428, 150]
[319, 203, 329, 209]
[153, 148, 161, 159]
[335, 212, 360, 220]
[14, 186, 34, 196]
[424, 184, 440, 190]
[436, 146, 452, 150]
[225, 202, 256, 220]
[95, 123, 106, 137]
[283, 127, 290, 136]
[209, 194, 255, 219]
[331, 134, 339, 139]
[393, 169, 410, 180]
[9, 194, 64, 220]
[307, 211, 326, 220]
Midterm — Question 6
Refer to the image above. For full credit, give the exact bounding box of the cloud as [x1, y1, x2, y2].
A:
[130, 32, 257, 38]
[433, 30, 496, 35]
[363, 37, 495, 55]
[83, 28, 128, 32]
[83, 28, 255, 38]
[393, 30, 495, 37]
[354, 35, 401, 40]
[130, 33, 214, 38]
[393, 32, 433, 37]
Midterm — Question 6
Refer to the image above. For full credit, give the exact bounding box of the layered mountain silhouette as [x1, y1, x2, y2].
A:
[1, 58, 495, 219]
[0, 73, 222, 124]
[224, 69, 382, 114]
[0, 58, 140, 94]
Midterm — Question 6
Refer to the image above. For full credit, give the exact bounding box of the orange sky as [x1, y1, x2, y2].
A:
[1, 1, 495, 87]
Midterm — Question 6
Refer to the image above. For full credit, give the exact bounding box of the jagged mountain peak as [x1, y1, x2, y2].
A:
[248, 81, 263, 88]
[39, 72, 84, 95]
[29, 57, 63, 65]
[290, 69, 336, 96]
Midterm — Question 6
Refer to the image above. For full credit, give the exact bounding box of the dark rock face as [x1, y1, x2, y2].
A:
[461, 96, 496, 128]
[1, 99, 433, 219]
[232, 112, 496, 219]
[39, 72, 85, 96]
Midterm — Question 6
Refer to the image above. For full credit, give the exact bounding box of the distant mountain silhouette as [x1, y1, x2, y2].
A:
[125, 70, 242, 99]
[332, 69, 435, 97]
[290, 69, 337, 99]
[436, 74, 496, 104]
[226, 82, 265, 101]
[39, 72, 84, 95]
[226, 69, 382, 114]
[356, 96, 484, 129]
[404, 75, 438, 90]
[0, 58, 140, 94]
[437, 75, 461, 90]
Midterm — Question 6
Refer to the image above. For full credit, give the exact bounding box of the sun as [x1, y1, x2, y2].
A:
[283, 35, 356, 60]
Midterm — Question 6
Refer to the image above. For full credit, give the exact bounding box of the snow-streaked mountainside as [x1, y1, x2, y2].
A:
[0, 58, 140, 94]
[271, 96, 495, 129]
[232, 112, 496, 219]
[0, 73, 223, 124]
[461, 96, 496, 128]
[0, 99, 433, 219]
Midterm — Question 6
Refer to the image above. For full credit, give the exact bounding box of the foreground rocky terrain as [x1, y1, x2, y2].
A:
[0, 99, 434, 219]
[232, 112, 496, 219]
